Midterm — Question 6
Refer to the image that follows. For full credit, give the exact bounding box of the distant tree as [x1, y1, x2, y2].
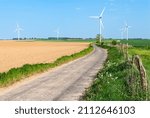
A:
[96, 34, 100, 44]
[96, 34, 104, 45]
[112, 40, 117, 45]
[95, 35, 99, 43]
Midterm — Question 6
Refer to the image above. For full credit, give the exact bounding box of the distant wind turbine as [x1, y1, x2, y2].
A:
[15, 24, 23, 40]
[55, 28, 60, 40]
[90, 7, 105, 43]
[124, 22, 131, 60]
[124, 22, 131, 41]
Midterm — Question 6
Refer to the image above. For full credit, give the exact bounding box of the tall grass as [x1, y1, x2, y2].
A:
[128, 47, 150, 79]
[0, 45, 93, 87]
[128, 47, 150, 99]
[83, 45, 148, 101]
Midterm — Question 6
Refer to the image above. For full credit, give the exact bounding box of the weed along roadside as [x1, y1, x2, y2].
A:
[0, 44, 93, 87]
[83, 44, 150, 101]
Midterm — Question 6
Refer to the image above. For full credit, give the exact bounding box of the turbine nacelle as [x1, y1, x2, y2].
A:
[90, 7, 105, 43]
[125, 22, 131, 29]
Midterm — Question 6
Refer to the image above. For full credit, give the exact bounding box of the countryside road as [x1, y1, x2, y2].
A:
[0, 45, 107, 101]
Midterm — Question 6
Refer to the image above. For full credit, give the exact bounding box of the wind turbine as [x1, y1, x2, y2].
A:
[15, 24, 23, 40]
[55, 28, 60, 40]
[124, 22, 131, 60]
[124, 22, 131, 42]
[90, 7, 105, 43]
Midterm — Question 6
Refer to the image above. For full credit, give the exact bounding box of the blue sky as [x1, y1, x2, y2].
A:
[0, 0, 149, 39]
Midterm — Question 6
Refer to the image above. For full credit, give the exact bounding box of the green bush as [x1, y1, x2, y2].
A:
[112, 40, 117, 45]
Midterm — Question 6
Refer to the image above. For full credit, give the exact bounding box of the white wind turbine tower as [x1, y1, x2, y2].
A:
[55, 28, 60, 40]
[124, 22, 131, 60]
[15, 24, 23, 40]
[90, 8, 105, 43]
[124, 22, 131, 42]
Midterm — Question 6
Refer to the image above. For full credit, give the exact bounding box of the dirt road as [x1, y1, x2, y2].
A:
[0, 46, 107, 101]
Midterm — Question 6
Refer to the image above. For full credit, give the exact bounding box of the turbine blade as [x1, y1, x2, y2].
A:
[121, 27, 126, 33]
[89, 16, 99, 19]
[124, 21, 128, 27]
[100, 7, 105, 17]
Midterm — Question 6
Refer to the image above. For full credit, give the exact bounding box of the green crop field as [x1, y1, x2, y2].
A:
[120, 39, 150, 47]
[129, 48, 150, 80]
[120, 39, 150, 80]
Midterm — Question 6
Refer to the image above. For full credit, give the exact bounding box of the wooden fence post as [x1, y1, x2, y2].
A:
[133, 55, 148, 91]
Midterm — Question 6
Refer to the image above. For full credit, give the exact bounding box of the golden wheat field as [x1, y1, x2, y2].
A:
[0, 40, 89, 72]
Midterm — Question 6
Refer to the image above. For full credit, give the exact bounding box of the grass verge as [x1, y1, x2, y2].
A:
[128, 47, 150, 79]
[83, 45, 148, 101]
[0, 45, 93, 87]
